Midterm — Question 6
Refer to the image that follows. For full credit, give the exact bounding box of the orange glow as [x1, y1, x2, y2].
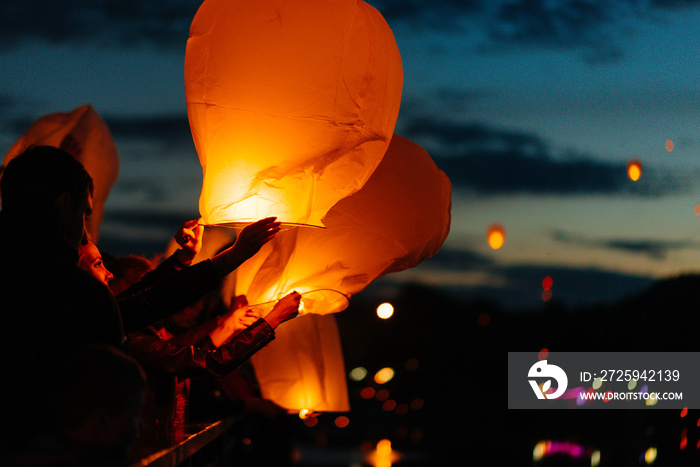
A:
[695, 204, 700, 216]
[299, 408, 312, 419]
[681, 407, 688, 418]
[487, 224, 506, 249]
[186, 0, 402, 227]
[366, 439, 400, 467]
[334, 416, 350, 428]
[666, 139, 674, 152]
[627, 160, 642, 181]
[542, 276, 553, 291]
[376, 303, 394, 319]
[681, 437, 688, 450]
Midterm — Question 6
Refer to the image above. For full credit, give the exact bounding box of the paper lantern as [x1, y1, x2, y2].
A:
[185, 0, 403, 227]
[233, 134, 452, 315]
[250, 313, 350, 413]
[3, 105, 119, 241]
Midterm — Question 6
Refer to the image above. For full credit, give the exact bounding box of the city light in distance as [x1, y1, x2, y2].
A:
[374, 367, 395, 384]
[349, 366, 368, 381]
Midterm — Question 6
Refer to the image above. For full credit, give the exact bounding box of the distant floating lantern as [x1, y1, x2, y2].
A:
[3, 105, 119, 241]
[185, 0, 403, 228]
[627, 160, 642, 181]
[487, 224, 506, 249]
[666, 139, 674, 152]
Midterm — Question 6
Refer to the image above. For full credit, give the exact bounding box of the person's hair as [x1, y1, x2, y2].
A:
[0, 145, 94, 216]
[48, 344, 147, 431]
[106, 255, 155, 297]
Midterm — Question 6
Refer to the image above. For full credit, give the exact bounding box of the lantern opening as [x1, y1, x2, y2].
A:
[199, 221, 326, 231]
[248, 289, 350, 317]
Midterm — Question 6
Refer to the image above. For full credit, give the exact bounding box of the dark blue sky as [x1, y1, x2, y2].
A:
[2, 0, 700, 309]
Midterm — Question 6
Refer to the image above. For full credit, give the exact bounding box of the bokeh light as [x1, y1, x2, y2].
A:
[374, 367, 395, 384]
[334, 416, 349, 428]
[542, 276, 553, 291]
[666, 138, 674, 152]
[644, 447, 657, 464]
[376, 302, 394, 319]
[487, 224, 506, 249]
[681, 407, 688, 418]
[349, 367, 368, 382]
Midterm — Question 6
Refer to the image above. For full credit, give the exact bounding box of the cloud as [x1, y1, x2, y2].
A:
[0, 0, 694, 58]
[104, 114, 192, 144]
[384, 246, 655, 309]
[552, 229, 700, 260]
[0, 0, 198, 50]
[402, 117, 693, 196]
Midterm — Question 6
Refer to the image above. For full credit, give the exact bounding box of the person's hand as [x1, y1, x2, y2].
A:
[210, 217, 281, 278]
[210, 295, 257, 347]
[232, 217, 281, 260]
[175, 218, 204, 266]
[264, 291, 301, 329]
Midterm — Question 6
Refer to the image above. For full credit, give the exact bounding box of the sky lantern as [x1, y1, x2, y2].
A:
[232, 134, 452, 315]
[2, 104, 119, 241]
[627, 159, 642, 181]
[233, 134, 450, 412]
[185, 0, 403, 228]
[249, 313, 350, 413]
[487, 224, 506, 249]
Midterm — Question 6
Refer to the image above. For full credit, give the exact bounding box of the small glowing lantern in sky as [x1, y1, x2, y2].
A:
[627, 159, 642, 181]
[185, 0, 403, 227]
[487, 224, 506, 249]
[3, 105, 119, 241]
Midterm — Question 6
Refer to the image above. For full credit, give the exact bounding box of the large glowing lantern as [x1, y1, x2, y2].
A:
[3, 105, 119, 241]
[185, 0, 403, 227]
[233, 134, 452, 315]
[250, 313, 350, 413]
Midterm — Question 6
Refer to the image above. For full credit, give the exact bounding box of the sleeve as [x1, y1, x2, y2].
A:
[126, 318, 275, 378]
[118, 259, 222, 334]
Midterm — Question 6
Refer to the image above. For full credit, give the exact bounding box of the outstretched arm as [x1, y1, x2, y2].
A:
[210, 217, 281, 279]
